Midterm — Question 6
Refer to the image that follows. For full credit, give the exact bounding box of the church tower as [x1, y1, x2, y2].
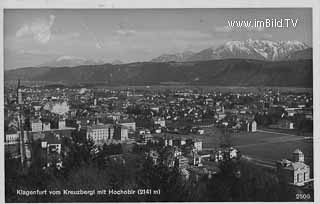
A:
[17, 79, 23, 105]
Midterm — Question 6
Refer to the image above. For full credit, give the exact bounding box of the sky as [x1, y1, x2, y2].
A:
[4, 8, 312, 69]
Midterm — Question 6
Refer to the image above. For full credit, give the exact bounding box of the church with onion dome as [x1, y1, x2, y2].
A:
[276, 149, 311, 186]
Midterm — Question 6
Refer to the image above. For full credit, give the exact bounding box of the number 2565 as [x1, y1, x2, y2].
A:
[296, 193, 311, 200]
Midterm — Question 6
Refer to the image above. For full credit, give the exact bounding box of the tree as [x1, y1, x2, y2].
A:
[219, 127, 232, 148]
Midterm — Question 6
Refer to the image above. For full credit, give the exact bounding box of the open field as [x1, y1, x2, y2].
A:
[231, 130, 313, 165]
[192, 127, 313, 166]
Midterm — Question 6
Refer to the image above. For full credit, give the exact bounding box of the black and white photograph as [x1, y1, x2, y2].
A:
[3, 6, 316, 202]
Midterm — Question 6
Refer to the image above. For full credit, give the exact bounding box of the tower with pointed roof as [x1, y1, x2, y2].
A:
[17, 79, 23, 105]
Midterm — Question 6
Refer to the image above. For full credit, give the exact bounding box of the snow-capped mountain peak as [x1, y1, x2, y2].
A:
[172, 39, 310, 62]
[151, 51, 195, 62]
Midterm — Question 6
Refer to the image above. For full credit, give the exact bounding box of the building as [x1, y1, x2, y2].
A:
[215, 112, 226, 121]
[58, 119, 66, 129]
[285, 108, 298, 117]
[142, 133, 153, 143]
[118, 120, 136, 132]
[30, 128, 74, 141]
[84, 124, 114, 146]
[114, 125, 129, 142]
[278, 119, 294, 130]
[83, 124, 129, 145]
[215, 147, 239, 162]
[45, 134, 62, 154]
[41, 133, 63, 169]
[42, 122, 51, 131]
[146, 150, 160, 165]
[175, 155, 190, 170]
[5, 133, 19, 145]
[153, 117, 166, 127]
[31, 119, 43, 132]
[17, 80, 23, 105]
[229, 147, 239, 159]
[276, 149, 311, 186]
[194, 139, 203, 151]
[197, 129, 205, 135]
[165, 138, 173, 146]
[247, 120, 257, 132]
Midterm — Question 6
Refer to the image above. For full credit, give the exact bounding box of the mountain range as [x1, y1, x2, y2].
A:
[5, 39, 313, 87]
[151, 39, 311, 62]
[5, 59, 312, 87]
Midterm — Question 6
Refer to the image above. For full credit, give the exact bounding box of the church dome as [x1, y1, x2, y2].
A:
[292, 149, 304, 163]
[293, 149, 303, 154]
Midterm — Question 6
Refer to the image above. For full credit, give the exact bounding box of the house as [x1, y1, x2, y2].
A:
[31, 119, 42, 132]
[278, 119, 294, 130]
[180, 139, 186, 145]
[153, 117, 166, 127]
[5, 133, 19, 145]
[58, 119, 66, 129]
[191, 151, 211, 167]
[229, 147, 239, 159]
[215, 147, 239, 162]
[197, 129, 205, 135]
[285, 108, 298, 117]
[41, 133, 63, 169]
[276, 149, 311, 186]
[154, 128, 162, 134]
[192, 153, 202, 166]
[175, 155, 189, 170]
[247, 120, 257, 132]
[164, 138, 173, 146]
[215, 150, 224, 162]
[45, 134, 62, 154]
[215, 112, 226, 121]
[174, 148, 182, 157]
[140, 133, 153, 144]
[146, 150, 160, 165]
[42, 122, 51, 131]
[194, 139, 203, 151]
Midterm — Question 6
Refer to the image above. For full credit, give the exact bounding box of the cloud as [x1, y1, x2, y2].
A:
[16, 15, 55, 44]
[214, 24, 265, 33]
[115, 29, 136, 36]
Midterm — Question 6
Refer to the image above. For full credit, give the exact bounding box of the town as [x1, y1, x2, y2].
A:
[5, 81, 313, 202]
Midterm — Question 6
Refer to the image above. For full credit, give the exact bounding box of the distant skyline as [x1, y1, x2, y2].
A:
[4, 8, 312, 69]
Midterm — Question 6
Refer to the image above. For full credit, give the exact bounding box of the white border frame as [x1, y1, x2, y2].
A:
[0, 1, 319, 204]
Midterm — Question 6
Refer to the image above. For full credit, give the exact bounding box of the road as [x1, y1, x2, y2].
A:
[241, 155, 277, 169]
